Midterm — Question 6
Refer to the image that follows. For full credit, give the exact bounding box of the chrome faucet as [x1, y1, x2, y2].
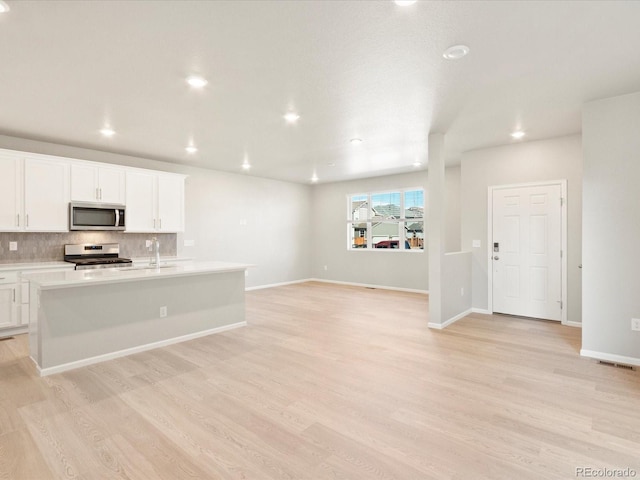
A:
[149, 237, 160, 267]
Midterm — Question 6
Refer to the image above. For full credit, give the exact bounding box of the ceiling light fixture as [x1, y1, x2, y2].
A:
[511, 130, 526, 139]
[100, 127, 115, 137]
[242, 161, 251, 170]
[185, 145, 198, 154]
[394, 0, 417, 6]
[350, 138, 363, 145]
[311, 174, 319, 183]
[284, 112, 300, 123]
[443, 44, 470, 60]
[186, 75, 208, 88]
[0, 1, 10, 13]
[412, 161, 422, 167]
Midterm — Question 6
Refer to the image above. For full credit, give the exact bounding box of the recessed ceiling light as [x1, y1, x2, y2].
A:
[284, 112, 300, 123]
[443, 44, 470, 60]
[511, 130, 526, 139]
[311, 174, 319, 183]
[394, 0, 417, 5]
[242, 161, 251, 170]
[100, 127, 115, 137]
[412, 161, 422, 168]
[350, 138, 363, 145]
[186, 75, 208, 88]
[0, 1, 10, 13]
[185, 145, 198, 154]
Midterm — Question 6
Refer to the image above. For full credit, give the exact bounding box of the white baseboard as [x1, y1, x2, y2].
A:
[0, 325, 28, 339]
[309, 278, 428, 295]
[35, 321, 247, 377]
[580, 349, 640, 367]
[245, 278, 312, 291]
[564, 321, 582, 328]
[471, 308, 491, 315]
[428, 308, 472, 330]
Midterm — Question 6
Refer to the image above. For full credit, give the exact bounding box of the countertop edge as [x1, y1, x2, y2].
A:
[24, 262, 254, 290]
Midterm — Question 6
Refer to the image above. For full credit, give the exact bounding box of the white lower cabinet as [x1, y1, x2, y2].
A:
[0, 283, 18, 330]
[20, 281, 29, 325]
[0, 266, 72, 335]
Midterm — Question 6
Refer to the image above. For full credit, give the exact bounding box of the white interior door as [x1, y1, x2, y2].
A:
[492, 184, 562, 321]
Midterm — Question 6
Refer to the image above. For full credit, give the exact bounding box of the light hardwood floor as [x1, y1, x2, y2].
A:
[1, 281, 639, 479]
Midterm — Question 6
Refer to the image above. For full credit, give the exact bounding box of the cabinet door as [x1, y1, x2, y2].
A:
[125, 171, 156, 232]
[0, 154, 23, 231]
[70, 164, 99, 202]
[0, 284, 18, 329]
[98, 167, 126, 204]
[24, 157, 70, 231]
[157, 175, 184, 232]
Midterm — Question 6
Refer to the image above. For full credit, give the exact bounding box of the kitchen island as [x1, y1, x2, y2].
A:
[24, 261, 251, 376]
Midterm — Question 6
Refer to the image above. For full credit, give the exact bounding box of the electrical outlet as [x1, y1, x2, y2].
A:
[632, 318, 640, 331]
[9, 242, 17, 251]
[184, 239, 195, 247]
[461, 287, 464, 296]
[323, 265, 328, 271]
[145, 240, 152, 248]
[160, 306, 167, 318]
[472, 240, 481, 248]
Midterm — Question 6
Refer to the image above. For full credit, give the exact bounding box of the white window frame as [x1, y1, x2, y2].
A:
[347, 187, 424, 252]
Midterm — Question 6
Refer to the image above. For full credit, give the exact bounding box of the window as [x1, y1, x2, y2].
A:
[347, 188, 424, 251]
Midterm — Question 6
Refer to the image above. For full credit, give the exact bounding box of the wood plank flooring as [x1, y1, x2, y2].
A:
[1, 281, 639, 479]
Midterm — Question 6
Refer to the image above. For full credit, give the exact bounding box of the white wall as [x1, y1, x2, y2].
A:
[581, 91, 640, 364]
[0, 134, 312, 288]
[441, 252, 472, 324]
[310, 171, 428, 291]
[460, 134, 583, 323]
[445, 166, 461, 252]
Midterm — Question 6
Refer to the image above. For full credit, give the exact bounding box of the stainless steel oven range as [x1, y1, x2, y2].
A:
[64, 243, 132, 270]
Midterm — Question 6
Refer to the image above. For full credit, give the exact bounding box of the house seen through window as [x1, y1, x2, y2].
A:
[348, 189, 424, 250]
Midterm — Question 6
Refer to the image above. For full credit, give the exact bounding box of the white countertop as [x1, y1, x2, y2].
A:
[23, 261, 253, 290]
[0, 256, 192, 273]
[0, 261, 73, 273]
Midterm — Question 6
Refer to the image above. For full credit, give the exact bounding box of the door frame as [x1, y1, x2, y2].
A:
[487, 180, 568, 325]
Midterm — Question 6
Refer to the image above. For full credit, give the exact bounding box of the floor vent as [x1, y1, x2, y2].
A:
[598, 360, 635, 371]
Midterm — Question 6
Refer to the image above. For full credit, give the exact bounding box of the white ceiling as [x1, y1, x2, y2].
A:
[1, 1, 639, 184]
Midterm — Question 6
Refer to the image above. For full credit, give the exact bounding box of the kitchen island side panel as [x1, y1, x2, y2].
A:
[35, 270, 245, 370]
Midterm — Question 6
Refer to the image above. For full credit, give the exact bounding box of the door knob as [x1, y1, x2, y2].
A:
[493, 256, 499, 260]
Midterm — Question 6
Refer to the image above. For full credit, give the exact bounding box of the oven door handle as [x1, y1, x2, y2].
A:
[115, 209, 120, 227]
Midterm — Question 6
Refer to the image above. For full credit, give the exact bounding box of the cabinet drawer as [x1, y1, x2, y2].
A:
[0, 272, 18, 285]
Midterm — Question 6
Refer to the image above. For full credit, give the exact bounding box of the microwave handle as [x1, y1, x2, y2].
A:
[115, 209, 120, 227]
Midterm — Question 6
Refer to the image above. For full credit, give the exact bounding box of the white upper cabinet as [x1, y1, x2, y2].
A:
[0, 148, 185, 234]
[0, 152, 23, 231]
[24, 157, 70, 232]
[157, 174, 184, 232]
[71, 163, 125, 204]
[125, 170, 185, 233]
[0, 152, 70, 232]
[125, 170, 156, 232]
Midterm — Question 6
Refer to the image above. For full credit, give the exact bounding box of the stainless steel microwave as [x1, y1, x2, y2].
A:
[69, 202, 126, 231]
